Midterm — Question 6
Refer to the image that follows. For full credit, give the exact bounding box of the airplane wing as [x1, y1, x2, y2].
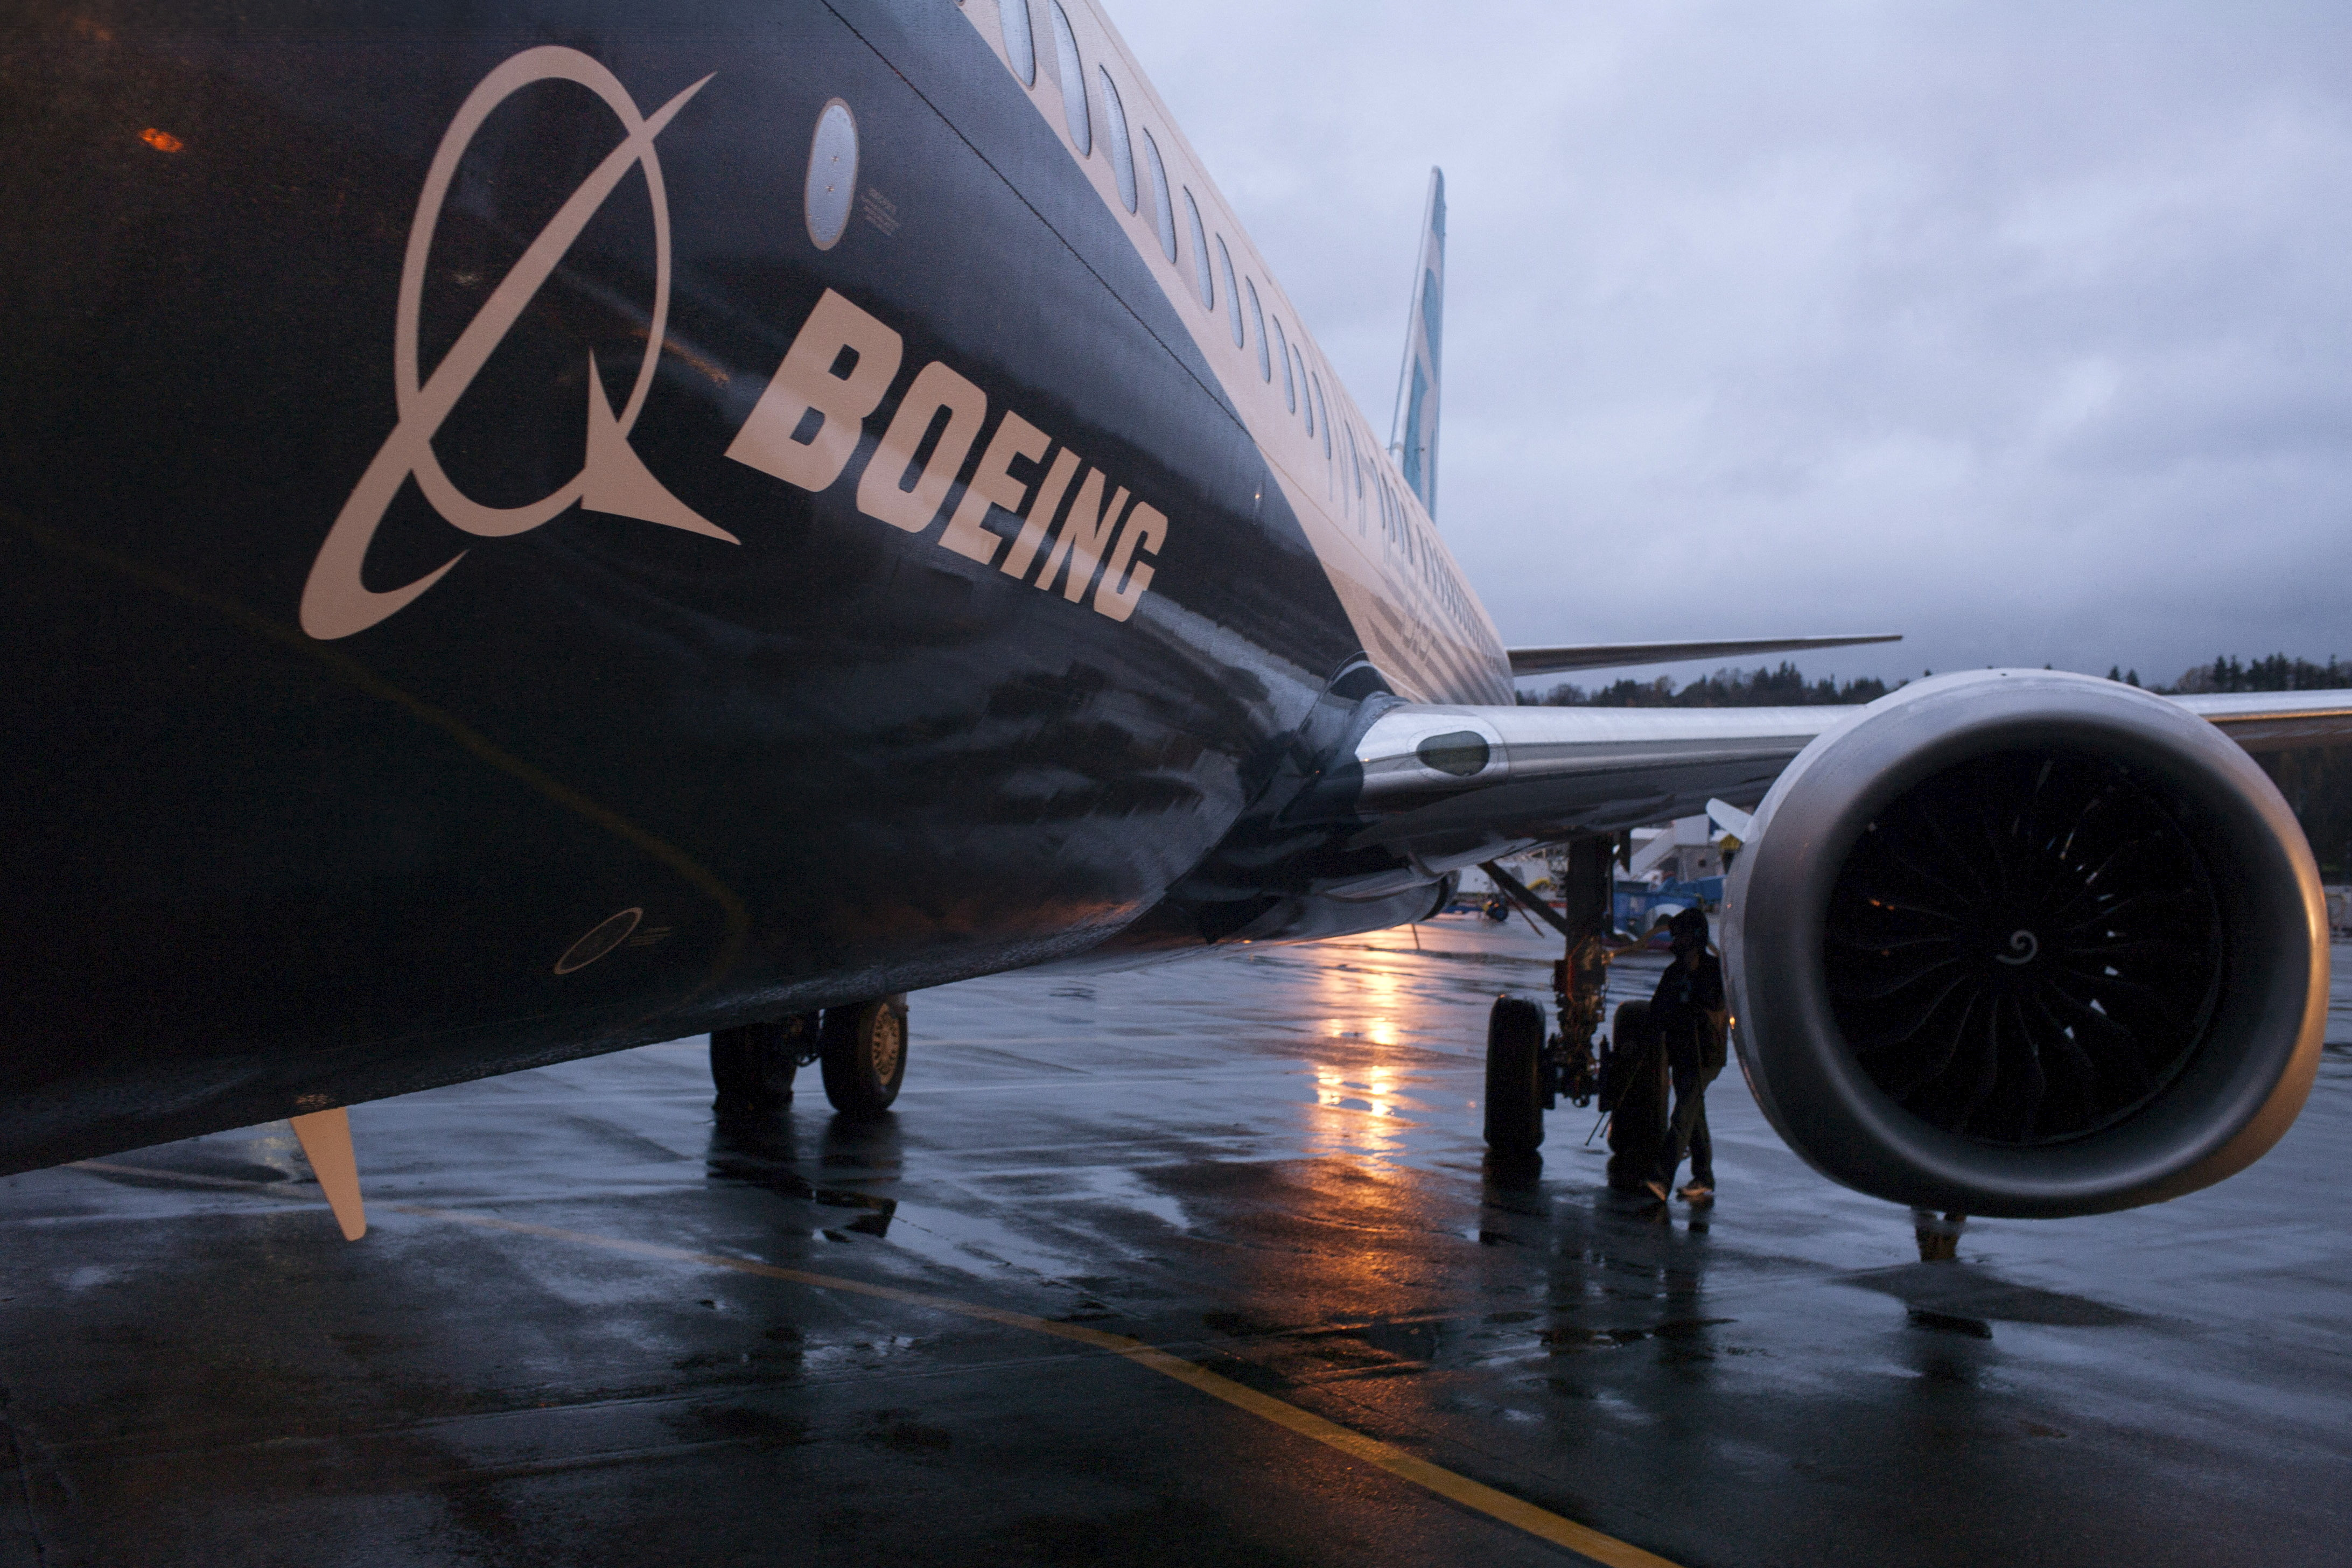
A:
[1345, 687, 2352, 873]
[2167, 690, 2352, 751]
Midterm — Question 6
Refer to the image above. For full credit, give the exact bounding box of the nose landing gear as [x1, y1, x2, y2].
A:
[710, 1014, 818, 1112]
[820, 996, 908, 1119]
[709, 995, 909, 1121]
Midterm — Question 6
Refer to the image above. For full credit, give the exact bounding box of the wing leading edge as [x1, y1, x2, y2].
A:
[2169, 690, 2352, 752]
[1349, 688, 2352, 870]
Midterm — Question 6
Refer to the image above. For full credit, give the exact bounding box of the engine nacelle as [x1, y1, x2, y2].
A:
[1723, 670, 2326, 1218]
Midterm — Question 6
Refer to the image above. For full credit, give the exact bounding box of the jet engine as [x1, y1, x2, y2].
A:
[1722, 670, 2326, 1218]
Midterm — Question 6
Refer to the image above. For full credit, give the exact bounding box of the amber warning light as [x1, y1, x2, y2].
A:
[139, 128, 184, 153]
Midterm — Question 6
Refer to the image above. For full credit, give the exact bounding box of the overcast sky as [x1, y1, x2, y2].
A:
[1111, 1, 2352, 691]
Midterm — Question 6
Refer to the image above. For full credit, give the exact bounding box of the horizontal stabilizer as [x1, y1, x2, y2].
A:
[1508, 634, 1901, 678]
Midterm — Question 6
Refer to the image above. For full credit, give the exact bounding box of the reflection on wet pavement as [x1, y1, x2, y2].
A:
[0, 923, 2346, 1566]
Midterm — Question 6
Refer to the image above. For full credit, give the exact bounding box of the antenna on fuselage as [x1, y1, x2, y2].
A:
[1388, 166, 1445, 519]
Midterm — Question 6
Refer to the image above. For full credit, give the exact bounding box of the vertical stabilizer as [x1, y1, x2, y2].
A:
[1389, 167, 1445, 517]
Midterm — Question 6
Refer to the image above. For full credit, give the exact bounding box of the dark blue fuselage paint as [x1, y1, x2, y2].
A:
[0, 0, 1503, 1171]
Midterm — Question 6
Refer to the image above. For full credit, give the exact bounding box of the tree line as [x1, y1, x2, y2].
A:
[1516, 655, 2352, 878]
[1516, 661, 1895, 709]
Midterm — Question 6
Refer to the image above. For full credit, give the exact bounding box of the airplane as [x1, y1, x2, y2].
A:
[6, 0, 2347, 1243]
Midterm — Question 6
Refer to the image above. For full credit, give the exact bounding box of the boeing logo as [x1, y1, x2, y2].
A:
[304, 45, 1167, 642]
[300, 47, 734, 642]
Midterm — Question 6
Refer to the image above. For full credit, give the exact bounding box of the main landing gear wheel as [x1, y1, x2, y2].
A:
[1484, 995, 1547, 1163]
[821, 996, 908, 1120]
[710, 1015, 817, 1112]
[1603, 999, 1667, 1194]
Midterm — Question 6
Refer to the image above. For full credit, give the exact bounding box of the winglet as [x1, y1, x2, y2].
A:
[1388, 167, 1444, 518]
[290, 1107, 367, 1240]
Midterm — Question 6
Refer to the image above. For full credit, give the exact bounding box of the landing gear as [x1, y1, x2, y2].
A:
[710, 998, 910, 1120]
[1485, 996, 1546, 1159]
[1601, 999, 1668, 1192]
[710, 1014, 819, 1112]
[820, 995, 908, 1120]
[1913, 1210, 1968, 1262]
[1478, 838, 1616, 1161]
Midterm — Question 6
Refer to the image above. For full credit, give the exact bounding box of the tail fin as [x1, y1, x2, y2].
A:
[1389, 167, 1445, 518]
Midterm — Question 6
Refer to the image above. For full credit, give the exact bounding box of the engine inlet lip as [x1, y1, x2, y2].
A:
[1725, 670, 2326, 1217]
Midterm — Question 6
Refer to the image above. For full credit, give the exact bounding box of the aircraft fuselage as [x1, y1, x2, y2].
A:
[1, 1, 1505, 1169]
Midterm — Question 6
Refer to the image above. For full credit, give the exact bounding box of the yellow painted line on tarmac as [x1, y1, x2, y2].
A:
[387, 1203, 1685, 1568]
[61, 1159, 1679, 1564]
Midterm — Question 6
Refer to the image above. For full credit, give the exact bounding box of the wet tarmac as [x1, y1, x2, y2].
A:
[3, 918, 2348, 1567]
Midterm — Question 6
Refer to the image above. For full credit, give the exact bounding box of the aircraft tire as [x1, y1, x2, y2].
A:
[1605, 1000, 1668, 1192]
[710, 1017, 809, 1110]
[821, 997, 908, 1119]
[1484, 996, 1546, 1158]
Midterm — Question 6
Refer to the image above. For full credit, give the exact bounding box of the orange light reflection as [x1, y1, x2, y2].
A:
[1304, 953, 1425, 1168]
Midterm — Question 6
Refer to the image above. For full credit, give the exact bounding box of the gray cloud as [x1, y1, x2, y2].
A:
[1112, 1, 2352, 689]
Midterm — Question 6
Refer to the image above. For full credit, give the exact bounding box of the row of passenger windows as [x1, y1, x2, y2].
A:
[984, 4, 1334, 454]
[982, 0, 1465, 633]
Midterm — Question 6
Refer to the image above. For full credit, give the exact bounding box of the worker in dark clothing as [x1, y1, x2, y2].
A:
[1646, 908, 1727, 1203]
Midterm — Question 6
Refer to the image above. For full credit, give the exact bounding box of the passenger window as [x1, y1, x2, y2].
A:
[803, 99, 857, 251]
[1143, 130, 1176, 262]
[999, 0, 1035, 87]
[1183, 188, 1212, 308]
[1097, 67, 1136, 212]
[1216, 237, 1242, 346]
[1246, 280, 1270, 381]
[1312, 373, 1329, 458]
[1272, 316, 1294, 410]
[1047, 2, 1089, 155]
